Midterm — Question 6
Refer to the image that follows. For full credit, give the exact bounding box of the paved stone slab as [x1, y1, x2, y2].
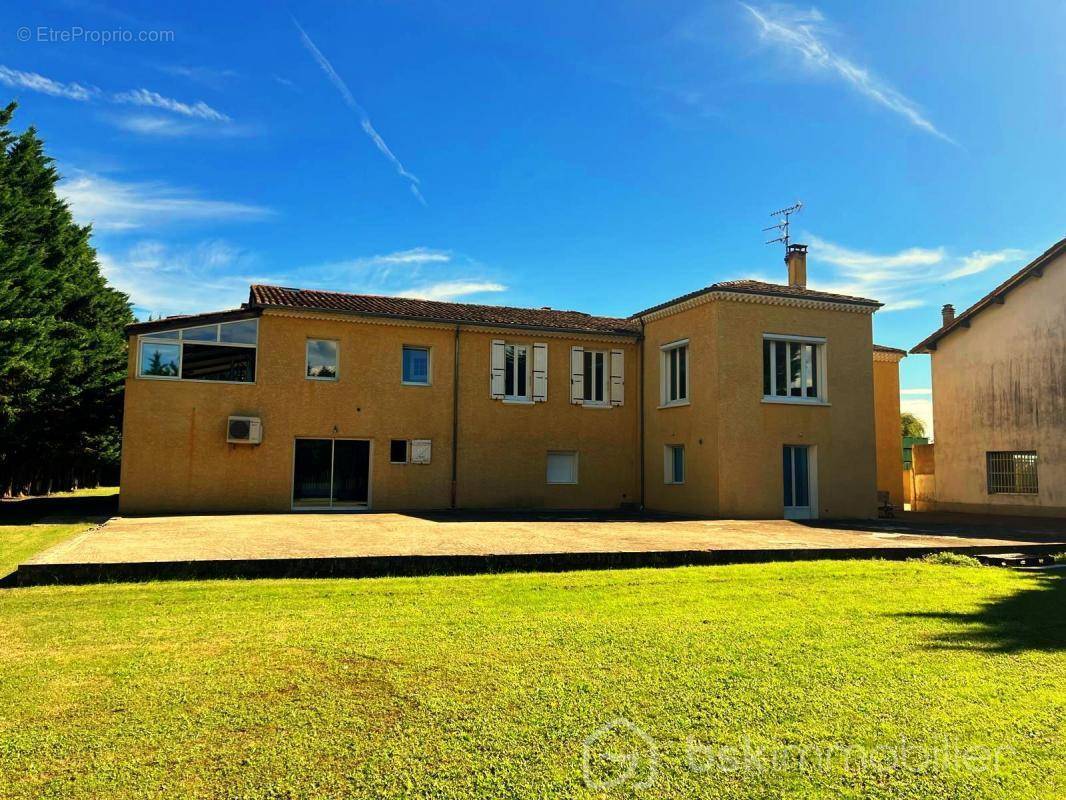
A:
[25, 511, 1065, 569]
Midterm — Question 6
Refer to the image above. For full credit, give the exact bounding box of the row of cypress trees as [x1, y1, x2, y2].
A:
[0, 102, 133, 496]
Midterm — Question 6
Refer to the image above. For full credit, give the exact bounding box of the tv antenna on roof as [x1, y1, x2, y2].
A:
[763, 201, 803, 252]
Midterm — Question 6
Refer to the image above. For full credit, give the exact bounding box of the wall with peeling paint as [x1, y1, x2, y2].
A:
[928, 251, 1065, 515]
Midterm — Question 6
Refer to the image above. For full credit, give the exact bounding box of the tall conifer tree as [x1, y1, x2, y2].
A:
[0, 102, 133, 494]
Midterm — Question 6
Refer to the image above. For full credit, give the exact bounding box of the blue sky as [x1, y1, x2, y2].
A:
[3, 1, 1065, 433]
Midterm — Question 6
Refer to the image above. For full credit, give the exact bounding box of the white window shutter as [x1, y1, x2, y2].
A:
[570, 346, 584, 404]
[411, 439, 431, 464]
[610, 349, 624, 406]
[532, 343, 548, 402]
[490, 339, 506, 399]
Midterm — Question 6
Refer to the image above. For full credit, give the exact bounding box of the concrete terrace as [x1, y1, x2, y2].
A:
[12, 510, 1066, 586]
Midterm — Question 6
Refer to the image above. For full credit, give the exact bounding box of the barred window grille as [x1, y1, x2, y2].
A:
[986, 451, 1039, 494]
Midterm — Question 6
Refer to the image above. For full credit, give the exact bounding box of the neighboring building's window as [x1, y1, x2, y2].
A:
[306, 339, 338, 380]
[660, 340, 688, 406]
[390, 439, 408, 464]
[583, 350, 607, 404]
[986, 451, 1038, 494]
[402, 346, 430, 385]
[665, 444, 685, 484]
[546, 451, 578, 484]
[505, 343, 529, 400]
[762, 335, 826, 403]
[138, 319, 258, 383]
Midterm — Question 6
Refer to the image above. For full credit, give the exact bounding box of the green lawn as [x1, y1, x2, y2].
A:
[0, 487, 117, 577]
[1, 552, 1064, 799]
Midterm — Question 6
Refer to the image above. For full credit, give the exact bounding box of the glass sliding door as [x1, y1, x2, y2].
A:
[292, 438, 371, 510]
[331, 440, 370, 508]
[782, 445, 815, 520]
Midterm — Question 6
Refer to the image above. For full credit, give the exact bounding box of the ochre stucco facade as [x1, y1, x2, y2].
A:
[120, 261, 883, 519]
[640, 296, 878, 519]
[872, 350, 905, 508]
[914, 244, 1066, 516]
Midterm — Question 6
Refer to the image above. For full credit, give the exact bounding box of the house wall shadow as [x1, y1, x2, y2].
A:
[896, 571, 1066, 652]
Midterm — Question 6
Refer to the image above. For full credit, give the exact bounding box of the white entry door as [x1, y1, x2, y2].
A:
[783, 445, 814, 519]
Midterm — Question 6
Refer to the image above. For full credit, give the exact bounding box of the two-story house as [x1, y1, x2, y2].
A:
[120, 244, 884, 518]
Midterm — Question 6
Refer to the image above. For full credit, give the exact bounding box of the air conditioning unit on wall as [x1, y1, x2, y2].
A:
[227, 416, 263, 445]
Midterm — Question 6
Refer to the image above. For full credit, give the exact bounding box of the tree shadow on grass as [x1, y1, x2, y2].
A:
[897, 571, 1066, 653]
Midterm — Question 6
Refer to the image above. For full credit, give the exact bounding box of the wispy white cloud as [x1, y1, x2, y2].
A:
[0, 63, 237, 136]
[945, 249, 1024, 280]
[112, 88, 230, 122]
[99, 239, 260, 317]
[0, 65, 96, 101]
[900, 388, 931, 395]
[400, 280, 506, 301]
[370, 247, 451, 265]
[59, 169, 273, 231]
[806, 234, 1024, 312]
[102, 240, 506, 317]
[293, 18, 425, 205]
[741, 4, 953, 143]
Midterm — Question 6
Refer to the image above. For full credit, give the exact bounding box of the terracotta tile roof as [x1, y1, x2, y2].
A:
[248, 284, 640, 336]
[631, 279, 881, 317]
[873, 344, 907, 354]
[911, 236, 1066, 354]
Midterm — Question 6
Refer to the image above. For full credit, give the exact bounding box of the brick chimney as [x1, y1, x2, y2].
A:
[786, 243, 808, 288]
[941, 304, 955, 326]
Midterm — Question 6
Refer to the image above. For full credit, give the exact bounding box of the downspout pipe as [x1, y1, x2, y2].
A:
[451, 324, 460, 509]
[638, 315, 646, 511]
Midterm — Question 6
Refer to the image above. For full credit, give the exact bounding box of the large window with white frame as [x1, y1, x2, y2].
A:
[582, 350, 608, 405]
[138, 319, 258, 382]
[306, 339, 339, 380]
[660, 340, 688, 406]
[762, 334, 826, 403]
[504, 343, 529, 400]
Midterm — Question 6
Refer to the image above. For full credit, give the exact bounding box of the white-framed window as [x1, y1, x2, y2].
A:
[138, 319, 258, 383]
[306, 339, 339, 380]
[402, 345, 431, 385]
[582, 350, 608, 404]
[493, 340, 546, 402]
[504, 343, 530, 400]
[546, 451, 578, 484]
[390, 439, 408, 464]
[660, 340, 688, 406]
[762, 334, 826, 403]
[664, 444, 685, 484]
[986, 451, 1038, 494]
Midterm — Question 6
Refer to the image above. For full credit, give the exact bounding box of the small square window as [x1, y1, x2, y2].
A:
[665, 444, 685, 484]
[307, 339, 338, 380]
[402, 346, 430, 384]
[546, 451, 578, 484]
[390, 440, 408, 464]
